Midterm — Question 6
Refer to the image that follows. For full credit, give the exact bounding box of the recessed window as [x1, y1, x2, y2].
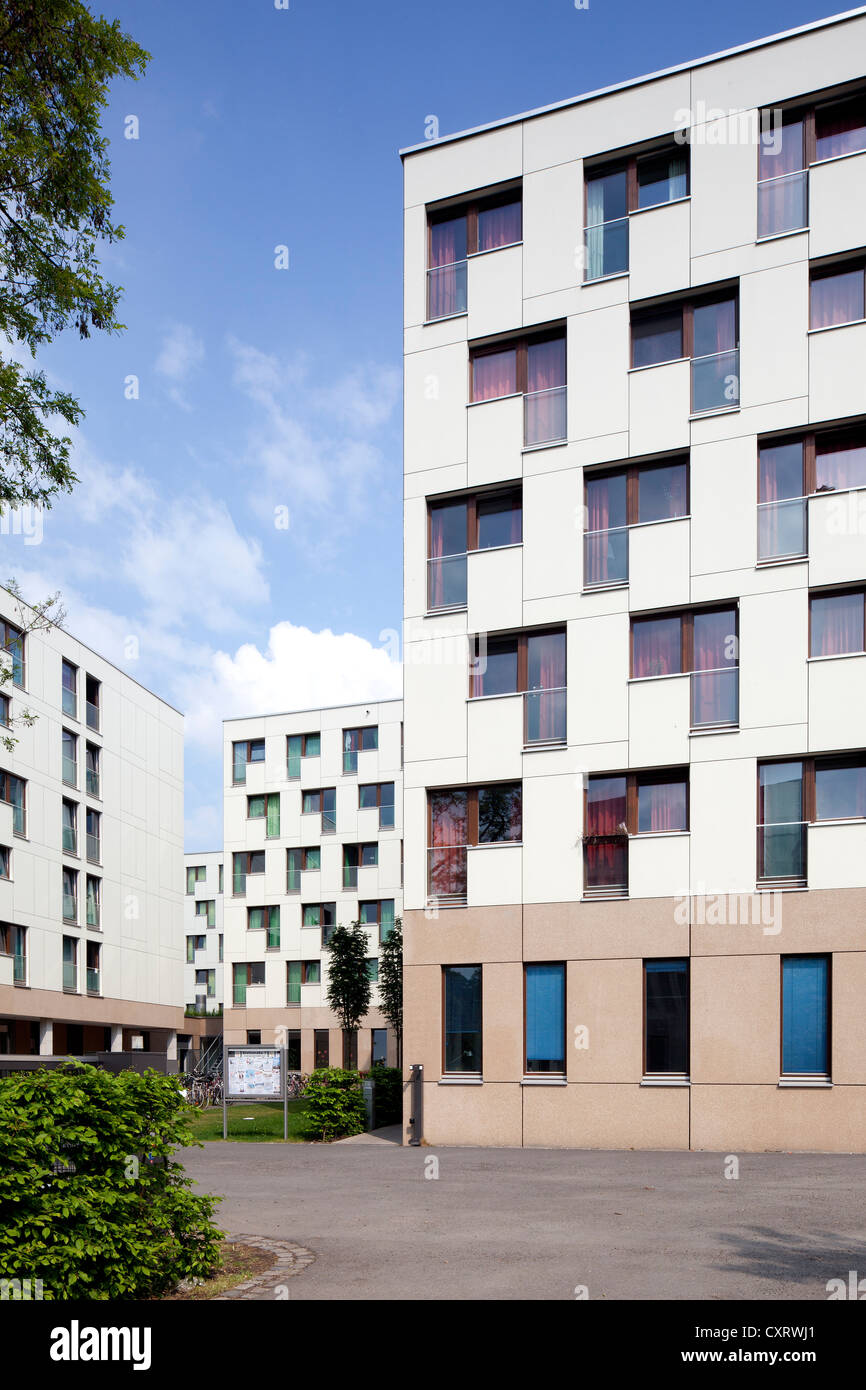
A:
[0, 771, 25, 836]
[343, 843, 378, 888]
[232, 738, 265, 784]
[525, 963, 565, 1075]
[631, 605, 739, 728]
[185, 864, 206, 894]
[359, 781, 395, 828]
[86, 875, 101, 929]
[342, 728, 377, 774]
[248, 905, 281, 949]
[758, 427, 866, 562]
[195, 898, 216, 927]
[428, 784, 521, 903]
[302, 901, 336, 938]
[631, 291, 739, 413]
[470, 330, 566, 448]
[85, 675, 100, 732]
[782, 956, 830, 1076]
[443, 964, 482, 1075]
[0, 621, 24, 688]
[61, 659, 78, 717]
[810, 588, 865, 657]
[584, 770, 688, 898]
[232, 850, 265, 895]
[756, 755, 866, 883]
[302, 787, 336, 833]
[247, 792, 280, 837]
[584, 457, 688, 587]
[62, 935, 78, 992]
[287, 732, 320, 779]
[644, 960, 689, 1076]
[470, 628, 566, 744]
[810, 258, 865, 329]
[62, 728, 78, 787]
[62, 867, 78, 922]
[584, 142, 688, 279]
[62, 798, 77, 855]
[314, 1029, 329, 1068]
[233, 961, 264, 1005]
[427, 486, 522, 611]
[85, 808, 100, 864]
[366, 957, 379, 983]
[85, 743, 100, 798]
[427, 187, 522, 319]
[758, 91, 866, 238]
[360, 899, 396, 943]
[1, 922, 26, 984]
[287, 846, 320, 892]
[0, 846, 10, 879]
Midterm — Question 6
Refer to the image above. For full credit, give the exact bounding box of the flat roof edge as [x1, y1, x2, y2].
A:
[398, 6, 866, 158]
[222, 695, 403, 725]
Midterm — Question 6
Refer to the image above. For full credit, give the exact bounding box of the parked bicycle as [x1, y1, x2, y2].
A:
[286, 1072, 308, 1100]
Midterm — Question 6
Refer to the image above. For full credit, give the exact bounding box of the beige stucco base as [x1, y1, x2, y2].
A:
[403, 894, 866, 1151]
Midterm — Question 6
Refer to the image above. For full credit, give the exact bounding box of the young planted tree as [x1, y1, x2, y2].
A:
[0, 0, 149, 508]
[324, 921, 371, 1070]
[377, 915, 403, 1068]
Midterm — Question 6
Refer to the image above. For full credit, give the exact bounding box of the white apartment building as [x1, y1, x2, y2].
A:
[223, 700, 402, 1071]
[182, 851, 224, 1072]
[401, 9, 866, 1150]
[0, 589, 184, 1063]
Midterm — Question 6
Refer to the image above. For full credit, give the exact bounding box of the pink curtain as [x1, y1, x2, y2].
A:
[693, 608, 737, 725]
[632, 616, 681, 677]
[428, 216, 466, 318]
[429, 790, 468, 897]
[585, 777, 627, 890]
[810, 592, 864, 656]
[429, 507, 445, 608]
[472, 349, 517, 401]
[816, 100, 866, 160]
[759, 441, 804, 559]
[638, 778, 687, 832]
[811, 269, 865, 329]
[758, 116, 804, 180]
[527, 632, 566, 741]
[694, 298, 737, 356]
[478, 200, 522, 251]
[585, 473, 626, 586]
[816, 439, 866, 491]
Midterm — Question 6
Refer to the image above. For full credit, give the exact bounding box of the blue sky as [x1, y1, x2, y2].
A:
[2, 0, 846, 847]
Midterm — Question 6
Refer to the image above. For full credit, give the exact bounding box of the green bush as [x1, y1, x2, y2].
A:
[303, 1067, 366, 1141]
[368, 1064, 402, 1126]
[0, 1062, 223, 1300]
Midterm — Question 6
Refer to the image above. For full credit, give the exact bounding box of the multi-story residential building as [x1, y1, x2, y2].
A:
[181, 850, 224, 1069]
[223, 700, 402, 1070]
[401, 9, 866, 1150]
[0, 589, 184, 1064]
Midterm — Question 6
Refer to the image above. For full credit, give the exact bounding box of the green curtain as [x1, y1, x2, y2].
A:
[267, 907, 280, 949]
[287, 960, 301, 1005]
[266, 794, 280, 838]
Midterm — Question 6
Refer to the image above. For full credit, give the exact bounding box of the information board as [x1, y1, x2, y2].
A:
[226, 1047, 282, 1099]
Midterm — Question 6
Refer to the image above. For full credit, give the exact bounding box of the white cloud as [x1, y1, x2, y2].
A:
[155, 324, 205, 408]
[177, 619, 402, 752]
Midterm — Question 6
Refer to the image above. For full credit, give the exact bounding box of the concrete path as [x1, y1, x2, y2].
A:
[336, 1125, 402, 1145]
[182, 1143, 866, 1301]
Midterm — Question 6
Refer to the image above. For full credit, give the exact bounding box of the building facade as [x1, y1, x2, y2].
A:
[401, 10, 866, 1149]
[181, 850, 224, 1070]
[0, 590, 184, 1064]
[223, 700, 402, 1071]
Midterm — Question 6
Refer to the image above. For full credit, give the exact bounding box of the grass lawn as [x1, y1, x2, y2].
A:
[186, 1099, 311, 1142]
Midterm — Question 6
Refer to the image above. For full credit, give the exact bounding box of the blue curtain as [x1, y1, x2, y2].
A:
[783, 957, 828, 1074]
[526, 964, 565, 1072]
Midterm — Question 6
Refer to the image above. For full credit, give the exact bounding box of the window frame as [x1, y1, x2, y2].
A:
[427, 184, 523, 265]
[523, 961, 566, 1077]
[301, 787, 336, 833]
[630, 604, 739, 678]
[232, 738, 265, 783]
[428, 782, 523, 851]
[441, 963, 483, 1078]
[809, 254, 866, 330]
[0, 619, 25, 688]
[630, 287, 739, 371]
[756, 754, 866, 885]
[808, 585, 866, 657]
[286, 732, 320, 779]
[780, 954, 831, 1079]
[358, 781, 396, 828]
[643, 958, 690, 1078]
[469, 326, 566, 405]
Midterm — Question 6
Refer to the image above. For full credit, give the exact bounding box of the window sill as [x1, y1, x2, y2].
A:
[689, 724, 740, 737]
[809, 816, 866, 828]
[424, 312, 468, 327]
[808, 319, 866, 335]
[468, 542, 522, 556]
[582, 582, 629, 595]
[755, 227, 808, 244]
[468, 241, 523, 258]
[580, 893, 628, 903]
[523, 740, 567, 753]
[810, 148, 866, 170]
[522, 438, 567, 453]
[425, 605, 467, 618]
[467, 392, 522, 408]
[689, 406, 740, 421]
[467, 841, 522, 850]
[628, 357, 688, 374]
[641, 1076, 690, 1087]
[778, 1077, 832, 1088]
[756, 882, 808, 892]
[521, 1076, 567, 1086]
[807, 651, 865, 663]
[756, 555, 808, 569]
[583, 271, 629, 287]
[438, 1076, 483, 1085]
[632, 830, 689, 841]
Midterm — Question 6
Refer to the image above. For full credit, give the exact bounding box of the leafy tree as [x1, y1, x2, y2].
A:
[0, 1062, 222, 1299]
[0, 0, 149, 507]
[1, 577, 65, 752]
[303, 1067, 365, 1142]
[324, 921, 371, 1065]
[378, 915, 403, 1068]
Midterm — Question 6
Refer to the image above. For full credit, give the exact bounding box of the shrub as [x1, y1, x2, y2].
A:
[0, 1062, 223, 1300]
[303, 1067, 366, 1141]
[367, 1064, 402, 1127]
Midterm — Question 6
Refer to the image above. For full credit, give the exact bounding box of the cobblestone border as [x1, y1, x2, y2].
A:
[213, 1235, 316, 1300]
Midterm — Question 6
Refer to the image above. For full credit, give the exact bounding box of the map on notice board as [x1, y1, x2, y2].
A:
[226, 1049, 282, 1098]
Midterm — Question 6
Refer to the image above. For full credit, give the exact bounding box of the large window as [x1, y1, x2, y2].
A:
[302, 787, 336, 833]
[62, 935, 78, 993]
[810, 588, 865, 656]
[810, 256, 865, 330]
[0, 772, 25, 836]
[303, 902, 336, 944]
[758, 91, 866, 238]
[584, 142, 688, 280]
[443, 964, 482, 1075]
[186, 864, 206, 894]
[584, 457, 689, 587]
[61, 659, 77, 716]
[62, 867, 78, 922]
[342, 727, 377, 774]
[0, 620, 24, 688]
[85, 808, 100, 864]
[360, 898, 396, 943]
[232, 850, 265, 895]
[85, 675, 100, 732]
[427, 487, 522, 611]
[525, 963, 566, 1075]
[631, 291, 739, 413]
[85, 743, 100, 798]
[343, 843, 378, 889]
[247, 792, 281, 837]
[644, 960, 689, 1076]
[287, 732, 320, 779]
[758, 427, 866, 562]
[314, 1029, 329, 1068]
[756, 756, 866, 885]
[470, 627, 566, 744]
[428, 784, 521, 904]
[427, 187, 522, 319]
[0, 922, 26, 984]
[470, 330, 566, 447]
[233, 961, 265, 1006]
[248, 905, 281, 949]
[86, 875, 100, 929]
[631, 605, 739, 728]
[359, 781, 395, 828]
[62, 798, 77, 855]
[782, 956, 830, 1077]
[584, 770, 689, 898]
[287, 846, 320, 892]
[62, 728, 78, 787]
[232, 738, 265, 785]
